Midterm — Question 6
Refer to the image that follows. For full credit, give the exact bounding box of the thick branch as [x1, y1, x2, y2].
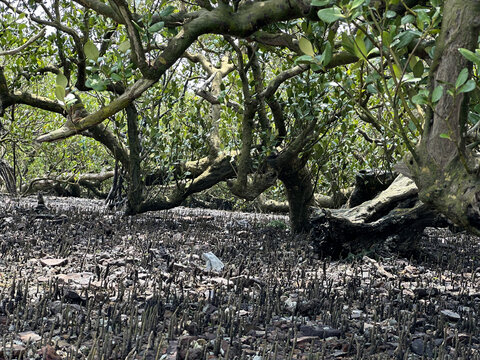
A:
[186, 51, 235, 156]
[262, 64, 309, 99]
[138, 154, 235, 212]
[421, 0, 480, 167]
[73, 0, 124, 23]
[36, 78, 154, 142]
[248, 31, 300, 53]
[195, 89, 243, 113]
[36, 0, 308, 142]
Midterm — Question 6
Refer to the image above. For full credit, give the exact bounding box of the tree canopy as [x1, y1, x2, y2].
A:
[1, 0, 480, 236]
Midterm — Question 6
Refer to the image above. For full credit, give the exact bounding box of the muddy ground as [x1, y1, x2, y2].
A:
[0, 195, 480, 359]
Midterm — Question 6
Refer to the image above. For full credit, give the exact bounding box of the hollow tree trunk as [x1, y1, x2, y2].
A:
[408, 0, 480, 233]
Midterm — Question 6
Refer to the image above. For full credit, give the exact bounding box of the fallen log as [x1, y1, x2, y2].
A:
[311, 175, 449, 257]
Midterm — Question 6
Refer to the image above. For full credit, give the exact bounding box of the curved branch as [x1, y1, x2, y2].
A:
[83, 124, 130, 167]
[111, 0, 150, 75]
[185, 52, 216, 74]
[262, 64, 309, 99]
[138, 154, 235, 212]
[36, 78, 155, 142]
[0, 68, 66, 116]
[0, 28, 46, 56]
[74, 0, 124, 23]
[36, 0, 307, 143]
[30, 17, 83, 54]
[248, 31, 300, 53]
[195, 89, 243, 113]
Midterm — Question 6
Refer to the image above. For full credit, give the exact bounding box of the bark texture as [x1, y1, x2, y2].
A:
[279, 161, 314, 233]
[409, 0, 480, 234]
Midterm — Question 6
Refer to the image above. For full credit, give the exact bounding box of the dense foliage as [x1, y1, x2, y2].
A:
[0, 0, 479, 232]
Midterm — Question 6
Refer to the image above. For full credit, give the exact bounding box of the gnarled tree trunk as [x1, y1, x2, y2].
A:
[409, 0, 480, 234]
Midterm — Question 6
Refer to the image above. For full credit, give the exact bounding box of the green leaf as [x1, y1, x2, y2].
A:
[354, 33, 367, 61]
[412, 61, 424, 78]
[299, 37, 315, 56]
[91, 82, 106, 91]
[295, 55, 315, 64]
[439, 133, 451, 140]
[148, 21, 164, 33]
[395, 31, 417, 49]
[311, 62, 322, 72]
[317, 6, 344, 23]
[56, 73, 68, 88]
[468, 111, 480, 124]
[118, 40, 130, 53]
[458, 79, 476, 93]
[386, 10, 397, 18]
[412, 93, 427, 105]
[85, 77, 107, 91]
[160, 5, 175, 16]
[111, 73, 123, 82]
[392, 64, 402, 79]
[459, 48, 480, 67]
[322, 41, 332, 66]
[431, 85, 443, 103]
[84, 40, 99, 62]
[381, 31, 391, 47]
[455, 68, 469, 89]
[311, 0, 331, 6]
[401, 14, 415, 25]
[408, 120, 417, 132]
[350, 0, 364, 10]
[366, 84, 377, 94]
[415, 10, 429, 31]
[403, 74, 420, 83]
[55, 85, 65, 101]
[341, 32, 355, 55]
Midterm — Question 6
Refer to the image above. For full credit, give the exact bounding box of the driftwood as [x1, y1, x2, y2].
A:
[311, 175, 449, 257]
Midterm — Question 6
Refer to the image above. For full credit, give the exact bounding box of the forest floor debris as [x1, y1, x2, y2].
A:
[0, 195, 480, 359]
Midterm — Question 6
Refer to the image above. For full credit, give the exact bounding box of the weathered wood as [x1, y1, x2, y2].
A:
[311, 175, 448, 257]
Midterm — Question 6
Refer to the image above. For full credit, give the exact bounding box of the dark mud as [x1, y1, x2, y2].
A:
[0, 195, 480, 359]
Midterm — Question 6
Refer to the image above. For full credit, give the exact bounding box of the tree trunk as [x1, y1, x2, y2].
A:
[278, 159, 314, 233]
[409, 0, 480, 234]
[125, 104, 143, 214]
[0, 159, 16, 194]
